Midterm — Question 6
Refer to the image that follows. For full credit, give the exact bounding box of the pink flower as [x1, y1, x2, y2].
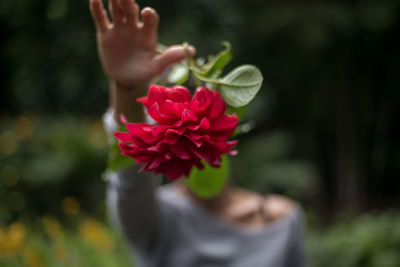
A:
[114, 85, 238, 180]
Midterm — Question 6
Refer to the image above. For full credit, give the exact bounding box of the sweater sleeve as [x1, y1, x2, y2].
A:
[285, 207, 308, 267]
[103, 109, 163, 249]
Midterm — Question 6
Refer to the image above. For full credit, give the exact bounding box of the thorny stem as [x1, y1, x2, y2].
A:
[183, 42, 202, 93]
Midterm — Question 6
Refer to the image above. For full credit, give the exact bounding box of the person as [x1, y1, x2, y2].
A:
[89, 0, 307, 266]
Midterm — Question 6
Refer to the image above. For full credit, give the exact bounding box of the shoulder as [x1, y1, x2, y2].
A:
[263, 194, 297, 222]
[157, 184, 180, 204]
[157, 184, 191, 213]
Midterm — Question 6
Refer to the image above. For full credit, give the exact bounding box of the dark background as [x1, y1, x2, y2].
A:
[1, 0, 400, 266]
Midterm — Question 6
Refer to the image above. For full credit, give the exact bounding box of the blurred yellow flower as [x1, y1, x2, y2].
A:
[79, 218, 115, 252]
[42, 215, 64, 241]
[89, 120, 107, 149]
[23, 248, 43, 267]
[15, 115, 35, 141]
[0, 221, 25, 258]
[2, 165, 19, 187]
[53, 243, 68, 262]
[62, 197, 80, 215]
[0, 130, 18, 155]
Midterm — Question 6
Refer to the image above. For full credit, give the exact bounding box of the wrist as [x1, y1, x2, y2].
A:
[110, 80, 146, 124]
[112, 80, 148, 93]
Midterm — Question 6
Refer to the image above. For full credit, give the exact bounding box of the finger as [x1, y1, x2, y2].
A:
[89, 0, 111, 32]
[141, 7, 159, 36]
[110, 0, 125, 25]
[154, 45, 196, 71]
[120, 0, 140, 28]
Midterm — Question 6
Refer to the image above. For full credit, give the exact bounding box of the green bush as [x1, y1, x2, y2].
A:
[307, 212, 400, 267]
[231, 130, 318, 201]
[0, 115, 108, 222]
[0, 215, 131, 267]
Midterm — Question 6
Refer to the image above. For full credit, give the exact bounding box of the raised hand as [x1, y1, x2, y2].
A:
[89, 0, 195, 88]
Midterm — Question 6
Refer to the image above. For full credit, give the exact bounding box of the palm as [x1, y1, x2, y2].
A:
[90, 0, 194, 87]
[99, 24, 157, 85]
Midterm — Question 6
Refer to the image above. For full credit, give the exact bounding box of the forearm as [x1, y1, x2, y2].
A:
[110, 80, 146, 124]
[107, 166, 162, 248]
[103, 107, 162, 249]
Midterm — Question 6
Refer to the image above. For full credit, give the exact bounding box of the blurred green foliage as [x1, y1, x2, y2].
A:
[232, 130, 318, 201]
[0, 115, 108, 223]
[308, 212, 400, 267]
[2, 210, 400, 267]
[0, 215, 131, 267]
[0, 0, 107, 115]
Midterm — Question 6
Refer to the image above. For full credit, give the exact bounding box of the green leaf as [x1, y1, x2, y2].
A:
[167, 64, 189, 85]
[107, 125, 135, 172]
[233, 121, 255, 137]
[219, 65, 263, 107]
[227, 105, 247, 121]
[227, 105, 256, 136]
[186, 155, 230, 199]
[107, 141, 135, 171]
[201, 41, 232, 78]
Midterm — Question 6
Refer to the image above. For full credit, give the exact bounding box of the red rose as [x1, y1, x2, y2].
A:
[114, 85, 238, 180]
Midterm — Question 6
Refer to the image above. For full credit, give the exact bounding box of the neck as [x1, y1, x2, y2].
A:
[176, 179, 235, 213]
[175, 180, 269, 228]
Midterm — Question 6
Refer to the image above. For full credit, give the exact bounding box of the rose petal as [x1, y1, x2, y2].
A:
[182, 109, 198, 122]
[170, 140, 192, 160]
[187, 117, 210, 131]
[207, 92, 226, 119]
[114, 132, 132, 143]
[208, 114, 238, 131]
[120, 114, 128, 124]
[191, 87, 214, 114]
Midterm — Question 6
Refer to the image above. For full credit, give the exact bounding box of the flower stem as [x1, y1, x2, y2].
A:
[183, 42, 202, 92]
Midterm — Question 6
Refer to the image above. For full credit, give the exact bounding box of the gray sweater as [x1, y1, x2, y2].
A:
[104, 111, 307, 267]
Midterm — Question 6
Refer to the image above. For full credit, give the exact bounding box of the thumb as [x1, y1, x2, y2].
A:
[154, 44, 196, 71]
